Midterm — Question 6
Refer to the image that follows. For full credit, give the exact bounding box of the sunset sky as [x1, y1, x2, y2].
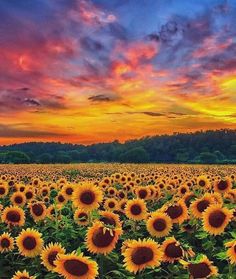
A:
[0, 0, 236, 145]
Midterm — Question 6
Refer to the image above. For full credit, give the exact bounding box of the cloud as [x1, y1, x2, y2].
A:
[88, 94, 118, 102]
[23, 98, 41, 107]
[0, 124, 66, 138]
[0, 88, 66, 113]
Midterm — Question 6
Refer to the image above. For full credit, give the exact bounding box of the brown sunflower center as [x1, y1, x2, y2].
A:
[32, 204, 44, 216]
[6, 210, 21, 222]
[165, 242, 183, 258]
[234, 245, 236, 253]
[108, 201, 115, 208]
[1, 238, 10, 248]
[15, 196, 23, 204]
[189, 262, 211, 278]
[0, 187, 5, 194]
[121, 202, 126, 210]
[119, 192, 125, 199]
[100, 216, 116, 226]
[181, 188, 187, 194]
[66, 188, 73, 195]
[48, 251, 58, 266]
[197, 200, 210, 213]
[208, 210, 226, 228]
[92, 227, 115, 247]
[23, 236, 37, 250]
[130, 204, 142, 215]
[64, 259, 89, 276]
[166, 205, 183, 219]
[199, 180, 206, 187]
[26, 191, 33, 199]
[80, 191, 95, 205]
[42, 190, 48, 196]
[139, 189, 148, 199]
[131, 247, 154, 265]
[58, 195, 65, 202]
[217, 180, 228, 190]
[153, 218, 166, 231]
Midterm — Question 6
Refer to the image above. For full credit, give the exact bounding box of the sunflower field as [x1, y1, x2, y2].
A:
[0, 164, 235, 279]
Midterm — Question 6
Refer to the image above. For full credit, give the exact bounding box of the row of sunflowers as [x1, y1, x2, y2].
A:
[0, 164, 235, 278]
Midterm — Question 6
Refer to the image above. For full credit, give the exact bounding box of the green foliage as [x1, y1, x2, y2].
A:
[0, 129, 235, 163]
[0, 151, 30, 164]
[119, 147, 150, 163]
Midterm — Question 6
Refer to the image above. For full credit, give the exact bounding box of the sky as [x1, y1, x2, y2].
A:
[0, 0, 236, 145]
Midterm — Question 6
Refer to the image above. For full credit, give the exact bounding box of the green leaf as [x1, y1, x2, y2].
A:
[215, 251, 227, 260]
[230, 231, 236, 238]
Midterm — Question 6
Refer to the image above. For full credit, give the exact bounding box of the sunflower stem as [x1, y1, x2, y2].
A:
[98, 254, 104, 278]
[229, 263, 233, 278]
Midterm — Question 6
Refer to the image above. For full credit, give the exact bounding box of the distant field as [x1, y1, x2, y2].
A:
[0, 164, 235, 278]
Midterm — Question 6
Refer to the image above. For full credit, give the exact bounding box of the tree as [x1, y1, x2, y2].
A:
[37, 153, 53, 163]
[5, 151, 30, 164]
[199, 152, 217, 164]
[119, 147, 150, 163]
[229, 145, 236, 159]
[54, 151, 71, 163]
[213, 150, 225, 162]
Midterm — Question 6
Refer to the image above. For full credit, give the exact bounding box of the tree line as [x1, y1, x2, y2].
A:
[0, 129, 235, 164]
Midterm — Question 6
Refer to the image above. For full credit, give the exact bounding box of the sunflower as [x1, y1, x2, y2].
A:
[74, 209, 89, 226]
[47, 205, 57, 219]
[146, 211, 172, 237]
[1, 205, 25, 226]
[180, 255, 218, 278]
[56, 192, 68, 205]
[202, 204, 233, 235]
[225, 240, 236, 264]
[24, 188, 35, 201]
[40, 186, 50, 197]
[211, 192, 223, 205]
[99, 211, 121, 228]
[72, 182, 103, 212]
[214, 177, 232, 193]
[190, 194, 215, 218]
[107, 186, 117, 197]
[178, 184, 189, 196]
[86, 221, 122, 255]
[183, 192, 196, 208]
[125, 199, 147, 221]
[122, 238, 163, 273]
[0, 232, 14, 253]
[104, 198, 118, 211]
[12, 270, 36, 279]
[41, 242, 66, 271]
[225, 189, 236, 203]
[197, 175, 210, 189]
[54, 252, 98, 279]
[118, 199, 127, 212]
[165, 200, 188, 224]
[0, 183, 9, 197]
[135, 186, 150, 200]
[10, 192, 26, 207]
[16, 228, 44, 257]
[117, 189, 126, 199]
[29, 202, 47, 222]
[161, 237, 183, 263]
[61, 184, 74, 199]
